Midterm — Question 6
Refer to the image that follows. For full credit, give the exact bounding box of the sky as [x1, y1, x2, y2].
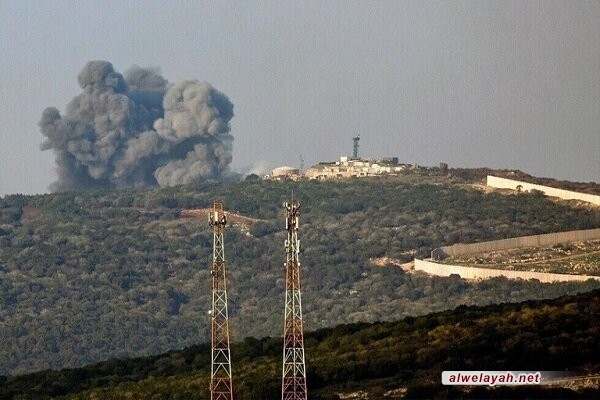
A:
[0, 0, 598, 195]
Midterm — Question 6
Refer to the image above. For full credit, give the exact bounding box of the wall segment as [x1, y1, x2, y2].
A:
[486, 175, 600, 206]
[414, 258, 600, 283]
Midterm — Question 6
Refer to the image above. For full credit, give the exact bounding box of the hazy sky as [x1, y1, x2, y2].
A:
[1, 0, 598, 195]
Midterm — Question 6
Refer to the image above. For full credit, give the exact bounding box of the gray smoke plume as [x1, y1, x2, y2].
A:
[39, 60, 234, 191]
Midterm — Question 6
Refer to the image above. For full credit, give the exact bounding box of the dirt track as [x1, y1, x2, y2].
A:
[180, 208, 264, 225]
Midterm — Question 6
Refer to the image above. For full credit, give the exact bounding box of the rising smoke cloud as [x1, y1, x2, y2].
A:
[39, 60, 234, 191]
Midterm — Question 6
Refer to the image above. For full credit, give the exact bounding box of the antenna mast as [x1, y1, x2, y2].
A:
[209, 201, 234, 400]
[352, 135, 360, 159]
[281, 201, 308, 400]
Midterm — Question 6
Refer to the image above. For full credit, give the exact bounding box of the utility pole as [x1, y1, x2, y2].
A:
[281, 201, 308, 400]
[209, 201, 234, 400]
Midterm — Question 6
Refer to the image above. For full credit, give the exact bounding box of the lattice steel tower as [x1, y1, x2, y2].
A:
[209, 201, 234, 400]
[281, 201, 308, 400]
[352, 134, 360, 159]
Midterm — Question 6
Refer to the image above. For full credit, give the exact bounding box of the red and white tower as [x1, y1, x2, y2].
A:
[281, 201, 308, 400]
[209, 201, 234, 400]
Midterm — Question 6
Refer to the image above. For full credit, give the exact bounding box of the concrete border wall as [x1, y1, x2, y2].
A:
[414, 258, 600, 283]
[431, 228, 600, 260]
[487, 175, 600, 206]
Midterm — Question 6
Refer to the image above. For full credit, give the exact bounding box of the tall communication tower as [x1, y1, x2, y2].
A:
[352, 135, 360, 159]
[209, 201, 234, 400]
[281, 201, 308, 400]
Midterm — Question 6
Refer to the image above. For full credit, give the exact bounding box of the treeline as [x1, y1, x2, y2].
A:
[1, 289, 599, 399]
[1, 177, 600, 375]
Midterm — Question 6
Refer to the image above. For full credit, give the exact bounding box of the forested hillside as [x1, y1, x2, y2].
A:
[1, 176, 600, 375]
[2, 289, 599, 399]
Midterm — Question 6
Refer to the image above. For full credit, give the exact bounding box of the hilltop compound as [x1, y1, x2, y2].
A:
[304, 156, 413, 180]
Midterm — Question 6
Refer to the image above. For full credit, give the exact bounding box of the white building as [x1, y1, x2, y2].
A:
[271, 166, 301, 179]
[304, 156, 407, 180]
